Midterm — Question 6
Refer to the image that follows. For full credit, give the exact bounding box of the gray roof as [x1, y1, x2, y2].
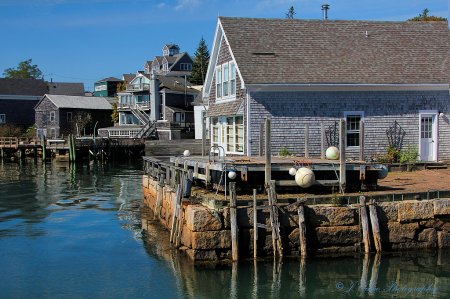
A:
[219, 17, 449, 84]
[122, 73, 136, 83]
[191, 89, 203, 105]
[205, 100, 242, 117]
[47, 82, 85, 96]
[41, 94, 113, 109]
[0, 78, 48, 96]
[157, 76, 199, 93]
[95, 77, 123, 84]
[165, 106, 193, 112]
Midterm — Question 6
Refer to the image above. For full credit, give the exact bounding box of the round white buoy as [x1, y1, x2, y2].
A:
[378, 165, 388, 179]
[183, 150, 191, 157]
[295, 168, 315, 188]
[228, 170, 237, 180]
[289, 167, 297, 176]
[326, 146, 340, 160]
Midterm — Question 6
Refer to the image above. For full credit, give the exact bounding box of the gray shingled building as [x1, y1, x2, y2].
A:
[201, 17, 449, 162]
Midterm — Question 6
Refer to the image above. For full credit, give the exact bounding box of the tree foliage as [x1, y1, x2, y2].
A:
[190, 36, 210, 86]
[0, 123, 23, 137]
[407, 8, 447, 21]
[285, 6, 296, 19]
[111, 79, 127, 123]
[66, 112, 93, 136]
[3, 59, 43, 79]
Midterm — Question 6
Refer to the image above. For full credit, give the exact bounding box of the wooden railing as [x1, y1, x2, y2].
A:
[0, 137, 18, 148]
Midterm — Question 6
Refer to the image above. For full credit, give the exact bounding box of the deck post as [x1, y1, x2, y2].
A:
[321, 122, 325, 159]
[154, 174, 165, 220]
[360, 196, 371, 253]
[304, 124, 309, 158]
[265, 118, 271, 187]
[259, 123, 264, 157]
[69, 135, 73, 162]
[72, 135, 76, 161]
[253, 189, 258, 258]
[339, 119, 346, 187]
[369, 199, 382, 252]
[359, 120, 364, 161]
[42, 136, 46, 161]
[202, 119, 206, 156]
[230, 182, 238, 261]
[298, 203, 307, 257]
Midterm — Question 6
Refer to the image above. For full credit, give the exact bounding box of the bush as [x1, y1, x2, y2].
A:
[279, 147, 291, 156]
[399, 145, 419, 164]
[0, 123, 23, 137]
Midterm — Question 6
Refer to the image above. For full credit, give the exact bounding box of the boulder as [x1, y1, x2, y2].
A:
[434, 199, 450, 215]
[308, 205, 355, 226]
[376, 202, 398, 223]
[438, 231, 450, 249]
[190, 230, 231, 250]
[417, 228, 437, 242]
[185, 205, 223, 232]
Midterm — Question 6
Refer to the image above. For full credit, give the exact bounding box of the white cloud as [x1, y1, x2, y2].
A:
[174, 0, 202, 11]
[157, 2, 166, 8]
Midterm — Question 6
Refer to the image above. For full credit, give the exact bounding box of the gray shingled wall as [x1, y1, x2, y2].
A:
[249, 90, 450, 160]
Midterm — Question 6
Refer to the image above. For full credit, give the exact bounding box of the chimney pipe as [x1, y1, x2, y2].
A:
[321, 4, 330, 20]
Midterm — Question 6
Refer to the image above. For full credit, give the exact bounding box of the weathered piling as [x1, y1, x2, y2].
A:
[304, 124, 309, 158]
[369, 199, 382, 252]
[339, 119, 346, 187]
[360, 196, 371, 253]
[230, 182, 238, 261]
[253, 189, 258, 259]
[298, 200, 307, 257]
[265, 118, 271, 186]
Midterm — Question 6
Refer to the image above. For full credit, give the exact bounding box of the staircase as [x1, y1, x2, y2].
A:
[130, 105, 150, 124]
[135, 119, 157, 139]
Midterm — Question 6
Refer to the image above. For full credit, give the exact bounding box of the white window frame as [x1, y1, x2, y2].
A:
[0, 114, 5, 124]
[216, 68, 222, 98]
[211, 115, 244, 155]
[50, 111, 55, 122]
[180, 63, 192, 71]
[216, 61, 237, 102]
[419, 110, 439, 162]
[163, 63, 168, 71]
[230, 63, 236, 95]
[344, 111, 364, 150]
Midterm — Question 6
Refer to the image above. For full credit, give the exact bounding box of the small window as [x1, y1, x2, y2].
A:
[216, 68, 222, 98]
[180, 63, 192, 71]
[67, 112, 72, 122]
[223, 65, 229, 97]
[50, 111, 55, 122]
[0, 114, 5, 124]
[42, 114, 47, 125]
[344, 111, 364, 149]
[230, 63, 236, 95]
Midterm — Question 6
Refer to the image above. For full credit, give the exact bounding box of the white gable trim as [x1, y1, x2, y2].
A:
[220, 24, 245, 91]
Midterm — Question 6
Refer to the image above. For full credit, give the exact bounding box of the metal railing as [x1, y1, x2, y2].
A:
[126, 83, 149, 91]
[117, 102, 151, 110]
[155, 122, 195, 129]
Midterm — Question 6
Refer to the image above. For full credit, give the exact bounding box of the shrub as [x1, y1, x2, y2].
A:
[279, 147, 291, 156]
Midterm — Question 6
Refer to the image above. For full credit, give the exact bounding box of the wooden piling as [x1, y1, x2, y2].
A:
[170, 183, 182, 244]
[154, 174, 165, 220]
[369, 253, 381, 297]
[268, 180, 282, 257]
[259, 123, 264, 157]
[72, 135, 76, 161]
[265, 118, 271, 187]
[298, 203, 307, 257]
[42, 136, 46, 161]
[69, 135, 73, 162]
[253, 189, 258, 258]
[230, 182, 238, 261]
[304, 124, 309, 158]
[360, 196, 371, 253]
[369, 199, 382, 252]
[201, 120, 206, 156]
[321, 122, 325, 159]
[360, 253, 370, 296]
[359, 120, 364, 162]
[339, 119, 346, 188]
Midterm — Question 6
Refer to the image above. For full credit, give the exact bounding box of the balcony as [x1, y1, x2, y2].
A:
[155, 121, 195, 129]
[126, 83, 149, 92]
[117, 101, 151, 110]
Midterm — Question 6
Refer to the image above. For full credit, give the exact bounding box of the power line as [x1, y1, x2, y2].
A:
[45, 73, 103, 81]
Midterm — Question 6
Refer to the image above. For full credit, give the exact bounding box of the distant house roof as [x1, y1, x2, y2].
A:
[165, 106, 192, 112]
[218, 17, 449, 84]
[94, 77, 123, 84]
[122, 73, 136, 82]
[191, 89, 203, 105]
[38, 94, 113, 110]
[157, 76, 199, 93]
[47, 82, 85, 96]
[0, 78, 48, 96]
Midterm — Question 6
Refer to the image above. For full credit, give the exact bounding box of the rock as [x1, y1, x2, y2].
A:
[438, 231, 450, 249]
[315, 245, 359, 254]
[391, 242, 436, 251]
[186, 249, 218, 261]
[308, 226, 361, 245]
[190, 230, 231, 250]
[380, 222, 418, 243]
[417, 228, 437, 242]
[419, 219, 450, 232]
[398, 200, 434, 222]
[376, 202, 398, 223]
[186, 205, 223, 232]
[308, 205, 355, 227]
[434, 199, 450, 215]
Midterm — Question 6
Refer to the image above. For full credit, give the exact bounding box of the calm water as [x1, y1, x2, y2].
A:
[1, 159, 449, 299]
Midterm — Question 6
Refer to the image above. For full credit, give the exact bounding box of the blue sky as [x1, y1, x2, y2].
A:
[0, 0, 447, 92]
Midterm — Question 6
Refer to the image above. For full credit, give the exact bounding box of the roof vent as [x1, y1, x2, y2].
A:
[321, 4, 330, 20]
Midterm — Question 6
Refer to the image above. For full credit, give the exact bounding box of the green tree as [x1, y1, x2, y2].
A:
[111, 79, 127, 123]
[407, 8, 447, 21]
[190, 36, 210, 86]
[3, 59, 43, 79]
[285, 6, 296, 19]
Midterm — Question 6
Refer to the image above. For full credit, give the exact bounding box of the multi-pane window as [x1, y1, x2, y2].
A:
[216, 62, 236, 100]
[211, 118, 219, 147]
[180, 63, 192, 71]
[216, 69, 222, 98]
[0, 114, 5, 124]
[421, 116, 433, 138]
[235, 116, 244, 152]
[50, 111, 55, 122]
[210, 116, 244, 154]
[345, 112, 364, 148]
[42, 114, 47, 126]
[223, 65, 229, 97]
[230, 63, 236, 95]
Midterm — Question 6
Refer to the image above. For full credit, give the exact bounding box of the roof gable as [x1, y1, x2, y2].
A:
[37, 94, 113, 110]
[218, 17, 449, 85]
[0, 78, 48, 96]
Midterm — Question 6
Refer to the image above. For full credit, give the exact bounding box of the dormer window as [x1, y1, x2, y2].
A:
[163, 49, 169, 56]
[163, 63, 168, 71]
[180, 63, 192, 71]
[169, 49, 179, 55]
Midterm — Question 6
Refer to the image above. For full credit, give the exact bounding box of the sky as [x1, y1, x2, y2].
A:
[0, 0, 448, 92]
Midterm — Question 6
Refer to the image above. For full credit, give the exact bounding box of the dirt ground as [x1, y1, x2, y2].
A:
[364, 168, 450, 195]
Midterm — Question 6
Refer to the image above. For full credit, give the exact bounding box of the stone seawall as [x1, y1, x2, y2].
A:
[143, 175, 450, 261]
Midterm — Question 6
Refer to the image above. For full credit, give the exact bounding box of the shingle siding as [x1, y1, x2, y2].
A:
[249, 90, 450, 159]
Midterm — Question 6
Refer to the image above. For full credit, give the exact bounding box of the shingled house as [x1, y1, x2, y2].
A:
[0, 78, 49, 128]
[201, 17, 449, 161]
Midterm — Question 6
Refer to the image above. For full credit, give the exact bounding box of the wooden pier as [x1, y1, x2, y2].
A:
[0, 136, 144, 160]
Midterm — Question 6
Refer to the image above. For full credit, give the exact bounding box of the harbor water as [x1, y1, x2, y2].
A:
[1, 159, 449, 298]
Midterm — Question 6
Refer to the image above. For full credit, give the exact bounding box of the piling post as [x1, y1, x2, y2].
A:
[72, 135, 76, 161]
[304, 124, 309, 158]
[42, 136, 46, 161]
[154, 174, 165, 220]
[253, 189, 258, 258]
[170, 183, 182, 243]
[268, 180, 282, 257]
[359, 120, 364, 161]
[369, 199, 382, 252]
[202, 120, 206, 156]
[259, 123, 264, 157]
[339, 119, 346, 188]
[321, 122, 325, 159]
[230, 182, 238, 261]
[360, 196, 371, 253]
[369, 253, 381, 297]
[298, 203, 307, 257]
[107, 136, 111, 159]
[265, 118, 271, 187]
[69, 135, 73, 162]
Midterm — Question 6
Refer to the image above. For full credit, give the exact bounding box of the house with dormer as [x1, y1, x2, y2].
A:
[201, 17, 449, 161]
[145, 44, 194, 77]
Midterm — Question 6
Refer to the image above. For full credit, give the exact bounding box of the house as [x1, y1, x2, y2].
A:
[94, 77, 123, 97]
[34, 94, 113, 138]
[146, 44, 194, 77]
[47, 82, 85, 96]
[201, 17, 449, 161]
[99, 74, 198, 140]
[0, 78, 49, 128]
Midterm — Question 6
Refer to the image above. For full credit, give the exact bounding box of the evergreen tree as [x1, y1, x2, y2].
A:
[285, 6, 296, 19]
[190, 36, 210, 86]
[407, 8, 447, 21]
[3, 59, 43, 79]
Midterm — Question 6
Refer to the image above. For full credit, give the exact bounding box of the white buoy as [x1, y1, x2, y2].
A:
[289, 167, 297, 176]
[183, 150, 191, 157]
[295, 168, 315, 188]
[378, 165, 388, 179]
[326, 146, 340, 160]
[228, 170, 237, 180]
